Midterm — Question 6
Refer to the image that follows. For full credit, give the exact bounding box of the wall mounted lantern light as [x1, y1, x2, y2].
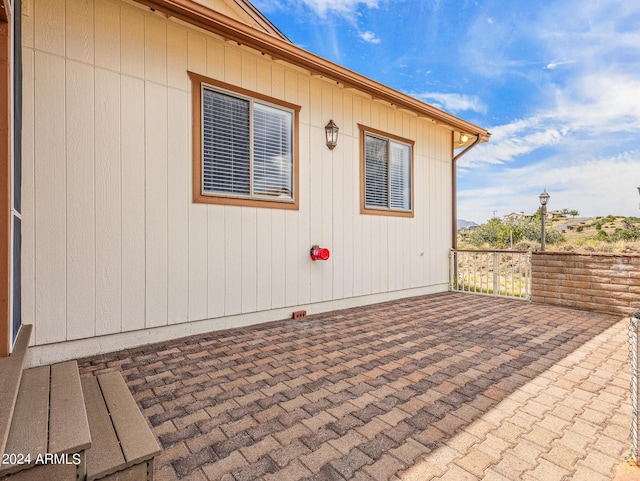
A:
[325, 120, 339, 150]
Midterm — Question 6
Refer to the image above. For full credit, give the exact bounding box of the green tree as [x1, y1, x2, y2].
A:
[466, 218, 504, 247]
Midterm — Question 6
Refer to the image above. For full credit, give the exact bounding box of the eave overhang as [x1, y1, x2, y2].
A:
[230, 0, 291, 42]
[134, 0, 490, 143]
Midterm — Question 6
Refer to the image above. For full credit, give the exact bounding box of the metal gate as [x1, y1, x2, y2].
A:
[449, 249, 532, 300]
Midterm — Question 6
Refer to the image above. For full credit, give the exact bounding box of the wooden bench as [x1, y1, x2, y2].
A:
[0, 358, 92, 480]
[0, 325, 160, 481]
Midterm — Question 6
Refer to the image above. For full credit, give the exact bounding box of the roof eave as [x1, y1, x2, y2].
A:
[134, 0, 490, 142]
[230, 0, 292, 43]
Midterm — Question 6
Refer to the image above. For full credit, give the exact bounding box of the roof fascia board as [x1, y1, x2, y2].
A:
[134, 0, 490, 141]
[231, 0, 291, 42]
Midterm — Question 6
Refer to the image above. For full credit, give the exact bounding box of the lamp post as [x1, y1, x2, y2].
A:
[637, 185, 640, 210]
[539, 189, 550, 251]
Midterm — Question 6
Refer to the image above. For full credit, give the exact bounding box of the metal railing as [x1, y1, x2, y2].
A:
[449, 249, 532, 300]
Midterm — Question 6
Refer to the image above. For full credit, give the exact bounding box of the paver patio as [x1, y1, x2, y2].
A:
[78, 292, 633, 480]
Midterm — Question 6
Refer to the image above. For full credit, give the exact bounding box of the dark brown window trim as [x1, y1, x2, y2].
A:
[189, 71, 300, 210]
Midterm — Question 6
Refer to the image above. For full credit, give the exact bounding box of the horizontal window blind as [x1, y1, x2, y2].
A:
[390, 142, 411, 210]
[202, 88, 251, 195]
[253, 103, 293, 198]
[364, 134, 388, 208]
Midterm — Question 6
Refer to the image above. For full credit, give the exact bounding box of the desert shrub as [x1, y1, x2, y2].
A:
[465, 217, 564, 248]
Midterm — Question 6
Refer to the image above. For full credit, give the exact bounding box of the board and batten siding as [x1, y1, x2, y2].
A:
[21, 0, 453, 358]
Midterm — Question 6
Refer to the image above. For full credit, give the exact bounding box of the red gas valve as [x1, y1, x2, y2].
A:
[310, 245, 330, 261]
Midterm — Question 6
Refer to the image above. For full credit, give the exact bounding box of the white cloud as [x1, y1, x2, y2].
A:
[461, 71, 640, 169]
[554, 73, 640, 134]
[460, 117, 567, 167]
[359, 31, 381, 44]
[458, 151, 640, 223]
[412, 92, 487, 114]
[253, 0, 383, 24]
[544, 60, 575, 70]
[296, 0, 379, 18]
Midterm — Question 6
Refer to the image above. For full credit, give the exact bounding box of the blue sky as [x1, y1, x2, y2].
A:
[253, 0, 640, 223]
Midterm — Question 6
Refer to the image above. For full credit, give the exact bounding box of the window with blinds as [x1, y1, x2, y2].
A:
[362, 129, 413, 215]
[190, 72, 300, 210]
[202, 85, 294, 201]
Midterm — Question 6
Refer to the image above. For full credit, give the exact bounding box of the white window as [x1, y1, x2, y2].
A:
[360, 126, 413, 216]
[190, 73, 300, 210]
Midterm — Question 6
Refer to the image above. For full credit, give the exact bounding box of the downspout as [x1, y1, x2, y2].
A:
[451, 134, 482, 249]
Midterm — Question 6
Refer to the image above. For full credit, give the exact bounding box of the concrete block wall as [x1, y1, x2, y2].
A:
[531, 251, 640, 316]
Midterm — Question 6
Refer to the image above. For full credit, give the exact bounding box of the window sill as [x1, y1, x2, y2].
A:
[360, 207, 414, 218]
[193, 192, 299, 210]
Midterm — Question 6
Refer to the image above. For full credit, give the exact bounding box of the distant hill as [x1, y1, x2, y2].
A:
[457, 219, 479, 229]
[458, 214, 640, 252]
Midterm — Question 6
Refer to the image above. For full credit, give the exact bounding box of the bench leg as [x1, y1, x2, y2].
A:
[147, 458, 155, 481]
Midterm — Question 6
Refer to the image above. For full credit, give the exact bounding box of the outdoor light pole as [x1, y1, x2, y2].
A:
[637, 185, 640, 210]
[539, 189, 550, 251]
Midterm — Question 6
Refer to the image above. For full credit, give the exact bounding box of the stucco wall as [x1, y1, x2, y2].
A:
[21, 0, 454, 357]
[531, 251, 640, 316]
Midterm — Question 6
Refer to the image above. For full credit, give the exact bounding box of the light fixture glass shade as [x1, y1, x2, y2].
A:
[325, 120, 339, 150]
[460, 133, 469, 143]
[539, 189, 550, 206]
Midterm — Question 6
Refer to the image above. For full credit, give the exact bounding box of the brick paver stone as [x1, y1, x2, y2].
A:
[76, 292, 630, 481]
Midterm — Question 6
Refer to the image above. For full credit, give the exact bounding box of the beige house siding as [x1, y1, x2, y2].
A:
[21, 0, 454, 361]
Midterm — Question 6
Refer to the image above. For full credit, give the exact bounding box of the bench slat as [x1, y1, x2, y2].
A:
[0, 325, 32, 456]
[48, 361, 92, 455]
[0, 357, 24, 457]
[82, 376, 127, 481]
[1, 461, 76, 481]
[4, 366, 50, 461]
[97, 372, 160, 466]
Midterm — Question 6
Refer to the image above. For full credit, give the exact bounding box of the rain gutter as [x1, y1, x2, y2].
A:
[452, 134, 483, 249]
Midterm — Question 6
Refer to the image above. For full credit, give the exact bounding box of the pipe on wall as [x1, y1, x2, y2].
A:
[451, 134, 482, 250]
